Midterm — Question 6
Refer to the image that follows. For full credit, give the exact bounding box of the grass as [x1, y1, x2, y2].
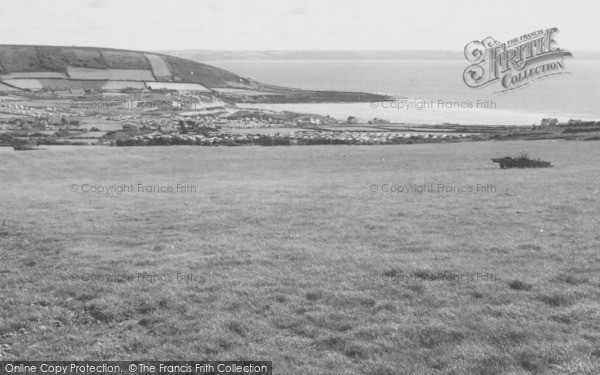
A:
[0, 45, 242, 88]
[102, 51, 151, 70]
[0, 140, 600, 374]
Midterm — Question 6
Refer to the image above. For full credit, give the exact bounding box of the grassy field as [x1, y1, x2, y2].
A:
[0, 45, 244, 88]
[1, 141, 599, 374]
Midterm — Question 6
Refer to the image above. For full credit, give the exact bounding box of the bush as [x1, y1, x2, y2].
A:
[508, 280, 533, 291]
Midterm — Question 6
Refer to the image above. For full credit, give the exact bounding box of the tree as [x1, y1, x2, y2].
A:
[178, 120, 188, 134]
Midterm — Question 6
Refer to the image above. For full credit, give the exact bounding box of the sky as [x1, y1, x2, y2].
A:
[0, 0, 597, 51]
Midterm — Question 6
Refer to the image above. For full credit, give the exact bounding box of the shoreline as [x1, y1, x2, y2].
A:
[239, 102, 594, 127]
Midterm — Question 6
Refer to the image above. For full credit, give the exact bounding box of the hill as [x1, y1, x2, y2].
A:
[0, 45, 240, 87]
[0, 45, 390, 103]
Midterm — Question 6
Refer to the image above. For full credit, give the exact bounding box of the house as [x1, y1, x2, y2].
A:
[296, 116, 321, 125]
[541, 118, 559, 126]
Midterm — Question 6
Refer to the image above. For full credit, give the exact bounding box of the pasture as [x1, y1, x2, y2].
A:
[0, 140, 599, 374]
[1, 79, 44, 90]
[102, 52, 151, 70]
[101, 81, 146, 91]
[79, 118, 123, 131]
[145, 82, 209, 92]
[0, 72, 69, 79]
[39, 79, 108, 90]
[66, 67, 156, 81]
[144, 54, 172, 79]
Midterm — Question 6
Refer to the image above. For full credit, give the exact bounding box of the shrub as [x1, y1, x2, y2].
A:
[508, 280, 533, 291]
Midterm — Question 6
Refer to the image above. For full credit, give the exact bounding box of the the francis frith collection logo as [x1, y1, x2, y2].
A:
[463, 27, 572, 92]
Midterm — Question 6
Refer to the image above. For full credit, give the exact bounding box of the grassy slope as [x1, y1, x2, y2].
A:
[1, 141, 599, 374]
[0, 45, 242, 88]
[0, 45, 391, 101]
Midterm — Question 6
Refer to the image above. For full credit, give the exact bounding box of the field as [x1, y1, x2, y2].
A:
[59, 49, 106, 69]
[0, 46, 43, 73]
[39, 79, 108, 90]
[102, 81, 147, 91]
[102, 52, 151, 70]
[1, 141, 599, 374]
[0, 72, 69, 79]
[1, 79, 44, 90]
[0, 83, 19, 91]
[79, 118, 123, 131]
[163, 56, 242, 88]
[144, 54, 171, 79]
[67, 67, 156, 81]
[145, 82, 209, 91]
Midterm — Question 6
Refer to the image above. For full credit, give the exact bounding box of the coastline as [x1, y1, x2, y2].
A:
[240, 102, 593, 126]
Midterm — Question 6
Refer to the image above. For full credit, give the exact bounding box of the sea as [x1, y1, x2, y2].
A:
[205, 60, 600, 126]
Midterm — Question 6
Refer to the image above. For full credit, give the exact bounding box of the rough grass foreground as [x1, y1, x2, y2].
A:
[1, 141, 599, 374]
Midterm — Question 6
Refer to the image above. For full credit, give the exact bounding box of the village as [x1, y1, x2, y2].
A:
[1, 88, 599, 149]
[0, 102, 475, 148]
[0, 88, 478, 148]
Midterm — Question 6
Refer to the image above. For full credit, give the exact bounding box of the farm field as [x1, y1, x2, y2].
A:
[0, 84, 18, 91]
[101, 81, 146, 90]
[39, 79, 108, 90]
[1, 141, 599, 374]
[1, 79, 44, 90]
[79, 118, 123, 131]
[0, 72, 69, 79]
[145, 82, 210, 91]
[66, 67, 156, 81]
[102, 51, 151, 70]
[144, 54, 171, 78]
